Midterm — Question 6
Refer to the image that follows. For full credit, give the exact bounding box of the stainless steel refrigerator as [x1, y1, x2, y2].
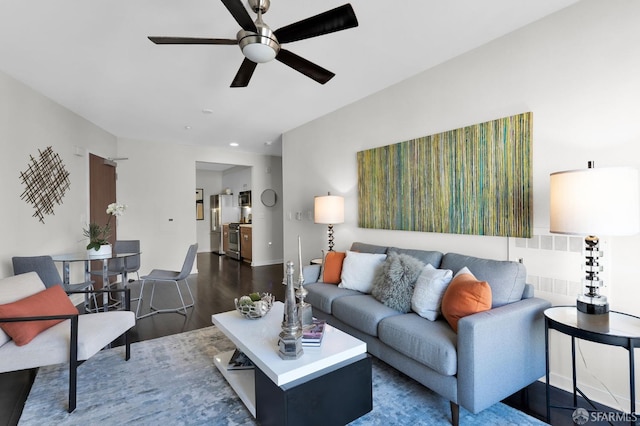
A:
[210, 194, 236, 254]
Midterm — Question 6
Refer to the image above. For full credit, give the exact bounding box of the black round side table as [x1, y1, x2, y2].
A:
[544, 306, 640, 424]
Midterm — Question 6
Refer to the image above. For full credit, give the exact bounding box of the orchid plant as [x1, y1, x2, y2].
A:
[83, 202, 127, 251]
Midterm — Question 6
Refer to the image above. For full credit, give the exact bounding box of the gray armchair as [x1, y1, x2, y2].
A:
[0, 272, 135, 412]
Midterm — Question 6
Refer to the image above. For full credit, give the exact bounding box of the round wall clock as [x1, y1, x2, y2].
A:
[260, 189, 277, 207]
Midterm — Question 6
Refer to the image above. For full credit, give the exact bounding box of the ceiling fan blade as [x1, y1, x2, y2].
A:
[221, 0, 257, 32]
[231, 58, 258, 87]
[148, 36, 237, 45]
[276, 49, 335, 84]
[274, 4, 358, 44]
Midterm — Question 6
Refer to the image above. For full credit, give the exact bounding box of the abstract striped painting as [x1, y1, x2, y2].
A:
[357, 112, 532, 237]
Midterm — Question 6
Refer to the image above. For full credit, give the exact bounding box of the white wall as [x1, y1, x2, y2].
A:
[197, 165, 284, 255]
[0, 67, 283, 279]
[0, 70, 116, 281]
[222, 166, 252, 200]
[282, 0, 640, 411]
[195, 169, 223, 252]
[116, 138, 284, 273]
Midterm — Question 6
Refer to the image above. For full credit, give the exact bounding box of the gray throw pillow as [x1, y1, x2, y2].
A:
[372, 252, 425, 313]
[411, 264, 454, 321]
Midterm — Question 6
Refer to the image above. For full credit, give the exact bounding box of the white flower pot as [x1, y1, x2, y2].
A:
[88, 244, 112, 257]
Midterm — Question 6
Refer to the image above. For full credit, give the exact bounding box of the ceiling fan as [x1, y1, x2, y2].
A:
[148, 0, 358, 87]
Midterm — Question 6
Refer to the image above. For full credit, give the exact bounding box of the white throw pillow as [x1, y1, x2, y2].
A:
[411, 264, 454, 321]
[339, 251, 387, 293]
[454, 266, 474, 277]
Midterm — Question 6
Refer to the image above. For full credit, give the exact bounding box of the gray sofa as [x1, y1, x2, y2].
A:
[303, 242, 551, 425]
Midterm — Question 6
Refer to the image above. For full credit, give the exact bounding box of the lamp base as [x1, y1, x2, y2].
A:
[327, 224, 335, 252]
[577, 311, 610, 333]
[576, 294, 609, 315]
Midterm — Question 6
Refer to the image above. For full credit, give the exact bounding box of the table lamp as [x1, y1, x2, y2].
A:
[550, 162, 639, 320]
[314, 193, 345, 252]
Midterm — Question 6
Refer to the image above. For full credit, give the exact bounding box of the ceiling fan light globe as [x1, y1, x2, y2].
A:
[237, 26, 279, 63]
[242, 41, 277, 63]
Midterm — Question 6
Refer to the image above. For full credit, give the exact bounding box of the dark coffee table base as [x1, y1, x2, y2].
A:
[255, 354, 372, 426]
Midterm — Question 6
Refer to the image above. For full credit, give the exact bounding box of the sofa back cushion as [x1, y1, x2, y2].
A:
[349, 243, 443, 269]
[350, 242, 388, 254]
[440, 253, 526, 307]
[388, 247, 443, 269]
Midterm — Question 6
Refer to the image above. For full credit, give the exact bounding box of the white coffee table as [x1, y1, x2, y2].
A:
[211, 301, 372, 426]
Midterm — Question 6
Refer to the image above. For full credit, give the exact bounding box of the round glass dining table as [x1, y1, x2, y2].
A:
[51, 251, 140, 310]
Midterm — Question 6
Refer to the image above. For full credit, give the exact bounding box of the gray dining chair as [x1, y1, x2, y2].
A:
[135, 243, 197, 320]
[90, 240, 141, 284]
[12, 255, 97, 309]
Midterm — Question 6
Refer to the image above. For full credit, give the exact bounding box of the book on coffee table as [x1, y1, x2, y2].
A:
[227, 348, 254, 370]
[302, 319, 326, 347]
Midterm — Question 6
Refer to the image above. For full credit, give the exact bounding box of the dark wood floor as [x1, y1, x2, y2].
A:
[0, 253, 618, 425]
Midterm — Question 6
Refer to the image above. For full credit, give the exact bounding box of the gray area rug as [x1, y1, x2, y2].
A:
[20, 326, 546, 425]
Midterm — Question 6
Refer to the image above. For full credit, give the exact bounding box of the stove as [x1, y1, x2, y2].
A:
[227, 223, 241, 260]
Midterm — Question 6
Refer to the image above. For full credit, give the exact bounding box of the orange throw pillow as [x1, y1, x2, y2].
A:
[441, 273, 492, 333]
[322, 251, 346, 284]
[0, 285, 79, 346]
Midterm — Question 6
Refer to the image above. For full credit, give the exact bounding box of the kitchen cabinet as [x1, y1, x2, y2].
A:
[222, 224, 230, 253]
[240, 226, 252, 263]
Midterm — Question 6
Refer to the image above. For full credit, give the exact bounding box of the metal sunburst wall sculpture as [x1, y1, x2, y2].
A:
[20, 146, 70, 223]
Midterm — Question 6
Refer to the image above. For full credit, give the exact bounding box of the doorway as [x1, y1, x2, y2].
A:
[89, 153, 117, 284]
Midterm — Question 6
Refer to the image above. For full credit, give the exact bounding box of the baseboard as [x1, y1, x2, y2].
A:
[538, 373, 634, 412]
[250, 259, 284, 267]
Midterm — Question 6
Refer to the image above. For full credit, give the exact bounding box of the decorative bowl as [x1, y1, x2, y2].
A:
[234, 293, 275, 319]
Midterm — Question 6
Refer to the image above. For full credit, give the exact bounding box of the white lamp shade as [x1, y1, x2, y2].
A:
[550, 166, 640, 236]
[314, 195, 345, 224]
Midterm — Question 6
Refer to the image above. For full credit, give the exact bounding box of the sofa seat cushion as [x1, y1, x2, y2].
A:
[378, 313, 458, 376]
[304, 283, 361, 314]
[440, 252, 526, 307]
[332, 294, 401, 337]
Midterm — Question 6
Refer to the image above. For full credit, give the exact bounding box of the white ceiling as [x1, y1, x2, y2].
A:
[0, 0, 579, 156]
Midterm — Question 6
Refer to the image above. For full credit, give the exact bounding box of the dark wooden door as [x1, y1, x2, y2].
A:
[89, 154, 117, 286]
